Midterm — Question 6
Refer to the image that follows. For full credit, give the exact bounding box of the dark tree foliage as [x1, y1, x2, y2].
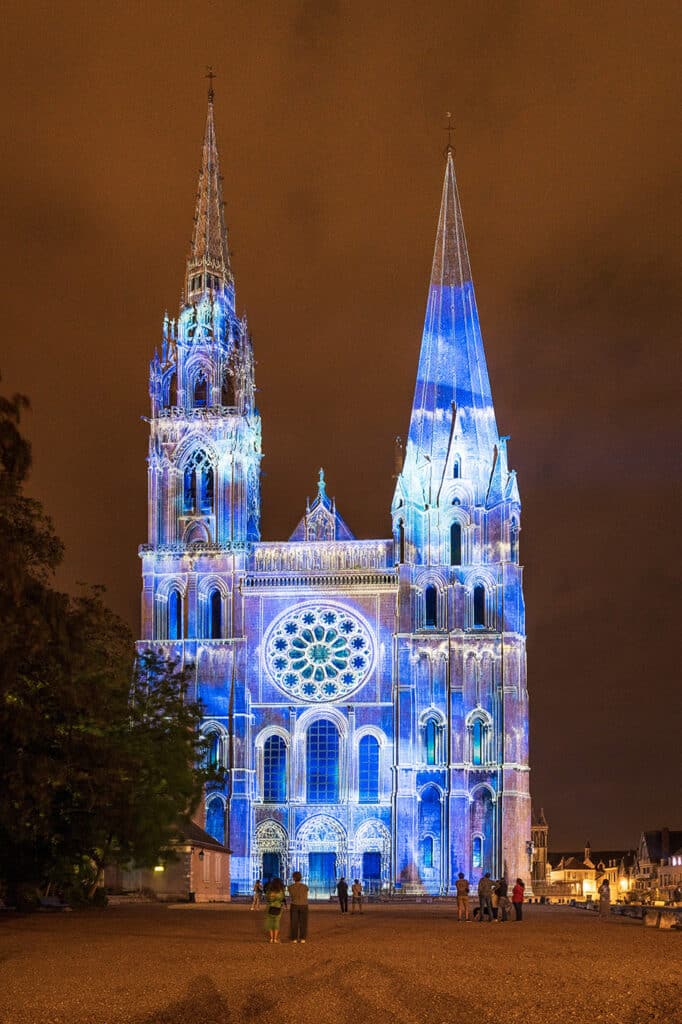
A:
[0, 391, 209, 903]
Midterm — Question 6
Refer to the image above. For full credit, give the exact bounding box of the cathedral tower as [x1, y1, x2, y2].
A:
[391, 147, 530, 889]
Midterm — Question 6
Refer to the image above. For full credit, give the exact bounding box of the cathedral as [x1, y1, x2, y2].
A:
[139, 88, 531, 896]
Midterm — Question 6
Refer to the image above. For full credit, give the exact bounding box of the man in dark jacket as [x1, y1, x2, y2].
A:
[496, 878, 510, 922]
[336, 877, 349, 913]
[477, 873, 494, 922]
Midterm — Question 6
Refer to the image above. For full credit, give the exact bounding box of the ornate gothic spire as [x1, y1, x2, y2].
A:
[401, 149, 498, 501]
[186, 83, 232, 298]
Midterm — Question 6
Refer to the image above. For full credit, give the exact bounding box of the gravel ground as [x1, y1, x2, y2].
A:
[0, 903, 679, 1024]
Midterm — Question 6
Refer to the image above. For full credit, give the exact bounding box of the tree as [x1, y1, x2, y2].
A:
[0, 390, 210, 902]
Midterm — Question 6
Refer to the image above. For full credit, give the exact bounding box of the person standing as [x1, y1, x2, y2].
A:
[351, 879, 363, 913]
[264, 877, 286, 943]
[477, 872, 494, 922]
[512, 878, 525, 921]
[336, 877, 349, 913]
[455, 872, 470, 922]
[288, 871, 309, 943]
[598, 878, 611, 920]
[250, 878, 263, 910]
[496, 878, 510, 922]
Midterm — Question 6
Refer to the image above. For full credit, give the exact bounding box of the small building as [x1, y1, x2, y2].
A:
[106, 820, 231, 902]
[636, 828, 682, 900]
[549, 843, 636, 900]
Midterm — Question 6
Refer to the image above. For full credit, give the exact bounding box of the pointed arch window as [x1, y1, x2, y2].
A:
[473, 584, 486, 627]
[453, 457, 461, 479]
[425, 717, 438, 765]
[424, 585, 438, 628]
[204, 730, 221, 770]
[165, 369, 177, 408]
[193, 371, 208, 408]
[358, 735, 379, 803]
[183, 466, 197, 513]
[208, 589, 222, 639]
[306, 720, 339, 803]
[397, 519, 405, 564]
[510, 520, 519, 563]
[472, 718, 483, 765]
[450, 522, 462, 566]
[422, 835, 434, 869]
[205, 798, 224, 844]
[472, 835, 482, 870]
[263, 735, 287, 803]
[201, 466, 214, 514]
[221, 369, 236, 406]
[167, 589, 183, 640]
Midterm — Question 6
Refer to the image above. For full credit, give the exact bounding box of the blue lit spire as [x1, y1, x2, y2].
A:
[399, 149, 498, 504]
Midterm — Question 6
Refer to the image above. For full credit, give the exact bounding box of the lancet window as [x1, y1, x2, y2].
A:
[182, 450, 214, 516]
[167, 589, 183, 640]
[358, 735, 379, 803]
[208, 589, 222, 639]
[510, 520, 519, 563]
[306, 720, 339, 803]
[450, 522, 462, 566]
[473, 584, 486, 627]
[193, 371, 208, 408]
[263, 736, 287, 803]
[424, 716, 441, 766]
[424, 585, 438, 628]
[468, 713, 492, 766]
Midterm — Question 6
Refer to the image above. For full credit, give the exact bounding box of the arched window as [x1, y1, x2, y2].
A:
[453, 457, 460, 479]
[221, 369, 235, 406]
[209, 589, 222, 639]
[167, 589, 183, 640]
[263, 735, 287, 803]
[183, 466, 197, 513]
[201, 466, 214, 514]
[425, 718, 438, 765]
[472, 718, 484, 766]
[398, 520, 405, 563]
[166, 370, 177, 408]
[306, 720, 339, 803]
[422, 835, 434, 869]
[358, 735, 379, 803]
[424, 585, 437, 628]
[473, 584, 486, 627]
[450, 522, 462, 566]
[193, 372, 208, 408]
[510, 521, 519, 563]
[472, 835, 482, 870]
[205, 798, 224, 844]
[204, 731, 221, 769]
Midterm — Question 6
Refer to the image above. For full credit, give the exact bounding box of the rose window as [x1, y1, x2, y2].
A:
[264, 604, 374, 702]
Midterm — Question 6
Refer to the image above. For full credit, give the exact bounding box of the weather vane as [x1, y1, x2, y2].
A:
[444, 111, 454, 154]
[206, 66, 216, 102]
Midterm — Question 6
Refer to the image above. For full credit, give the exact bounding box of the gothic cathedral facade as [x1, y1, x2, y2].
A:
[139, 92, 531, 896]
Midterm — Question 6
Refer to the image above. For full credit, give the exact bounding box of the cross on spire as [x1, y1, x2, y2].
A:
[444, 111, 454, 155]
[206, 65, 216, 103]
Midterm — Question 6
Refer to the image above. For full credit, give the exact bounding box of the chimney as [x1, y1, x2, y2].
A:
[584, 841, 592, 865]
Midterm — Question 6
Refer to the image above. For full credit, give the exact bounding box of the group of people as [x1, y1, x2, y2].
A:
[455, 872, 526, 922]
[251, 875, 365, 943]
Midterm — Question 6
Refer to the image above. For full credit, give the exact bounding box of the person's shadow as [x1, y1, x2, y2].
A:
[137, 975, 233, 1024]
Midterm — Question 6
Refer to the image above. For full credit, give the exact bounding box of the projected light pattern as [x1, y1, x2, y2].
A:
[140, 94, 531, 898]
[264, 604, 374, 702]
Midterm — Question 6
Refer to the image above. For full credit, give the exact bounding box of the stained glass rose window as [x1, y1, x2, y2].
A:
[264, 604, 374, 702]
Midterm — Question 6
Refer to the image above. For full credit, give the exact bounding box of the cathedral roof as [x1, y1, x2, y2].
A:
[187, 86, 232, 283]
[289, 469, 355, 542]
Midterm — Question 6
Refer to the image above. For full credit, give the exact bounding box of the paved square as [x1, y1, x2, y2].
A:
[0, 903, 679, 1023]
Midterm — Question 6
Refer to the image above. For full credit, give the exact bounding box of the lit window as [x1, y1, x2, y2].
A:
[193, 373, 208, 407]
[204, 731, 221, 769]
[306, 720, 339, 803]
[167, 590, 183, 640]
[358, 735, 379, 803]
[263, 735, 287, 803]
[184, 466, 197, 513]
[473, 836, 482, 869]
[206, 798, 224, 843]
[425, 718, 438, 765]
[472, 718, 483, 765]
[423, 836, 434, 868]
[201, 466, 214, 513]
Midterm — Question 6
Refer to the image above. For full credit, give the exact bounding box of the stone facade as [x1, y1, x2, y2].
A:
[138, 91, 532, 895]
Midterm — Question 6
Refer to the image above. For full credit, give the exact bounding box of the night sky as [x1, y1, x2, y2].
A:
[2, 2, 680, 849]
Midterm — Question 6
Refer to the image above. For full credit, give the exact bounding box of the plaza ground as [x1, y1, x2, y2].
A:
[0, 902, 679, 1024]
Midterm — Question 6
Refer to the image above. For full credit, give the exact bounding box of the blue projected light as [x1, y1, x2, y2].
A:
[264, 603, 375, 702]
[307, 720, 339, 802]
[263, 735, 287, 802]
[359, 735, 379, 803]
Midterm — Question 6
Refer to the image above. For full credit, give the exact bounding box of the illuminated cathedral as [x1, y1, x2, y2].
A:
[139, 89, 531, 896]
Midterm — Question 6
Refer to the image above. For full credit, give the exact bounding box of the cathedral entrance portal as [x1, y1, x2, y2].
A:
[308, 852, 336, 896]
[262, 852, 281, 885]
[362, 851, 381, 891]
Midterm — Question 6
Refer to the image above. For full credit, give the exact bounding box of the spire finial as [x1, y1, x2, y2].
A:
[206, 65, 216, 103]
[444, 111, 454, 156]
[318, 467, 326, 496]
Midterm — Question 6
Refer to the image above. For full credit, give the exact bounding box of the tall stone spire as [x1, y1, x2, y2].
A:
[400, 149, 498, 503]
[186, 83, 232, 300]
